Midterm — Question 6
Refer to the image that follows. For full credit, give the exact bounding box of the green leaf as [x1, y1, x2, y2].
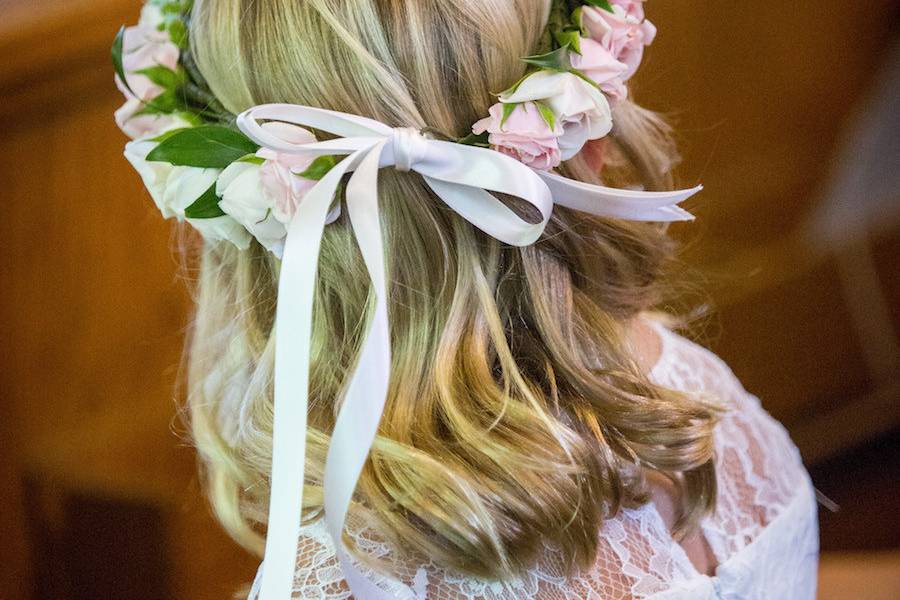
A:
[554, 29, 582, 54]
[146, 126, 260, 168]
[521, 46, 571, 71]
[500, 102, 519, 128]
[134, 65, 183, 89]
[535, 101, 557, 130]
[112, 26, 137, 98]
[167, 18, 189, 48]
[179, 111, 205, 127]
[184, 182, 226, 219]
[457, 131, 490, 147]
[297, 155, 337, 180]
[585, 0, 615, 13]
[571, 6, 585, 33]
[155, 0, 194, 13]
[150, 127, 192, 143]
[132, 89, 180, 117]
[160, 2, 185, 15]
[238, 154, 266, 165]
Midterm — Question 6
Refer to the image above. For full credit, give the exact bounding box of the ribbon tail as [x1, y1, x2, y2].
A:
[539, 171, 700, 222]
[258, 149, 368, 600]
[323, 139, 406, 599]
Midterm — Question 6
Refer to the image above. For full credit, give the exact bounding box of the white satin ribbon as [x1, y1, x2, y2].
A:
[236, 103, 700, 600]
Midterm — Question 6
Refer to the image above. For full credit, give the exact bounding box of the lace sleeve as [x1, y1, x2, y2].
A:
[647, 321, 814, 563]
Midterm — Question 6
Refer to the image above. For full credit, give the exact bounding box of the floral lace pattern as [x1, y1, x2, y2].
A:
[249, 322, 818, 599]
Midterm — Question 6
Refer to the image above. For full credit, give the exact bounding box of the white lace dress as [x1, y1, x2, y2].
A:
[249, 322, 819, 599]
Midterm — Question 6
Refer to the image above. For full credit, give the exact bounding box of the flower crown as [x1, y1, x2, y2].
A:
[114, 3, 691, 600]
[115, 0, 657, 257]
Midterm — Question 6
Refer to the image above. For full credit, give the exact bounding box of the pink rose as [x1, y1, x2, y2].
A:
[473, 102, 563, 171]
[499, 71, 612, 161]
[611, 0, 647, 20]
[115, 4, 180, 102]
[256, 122, 319, 223]
[115, 98, 193, 140]
[569, 37, 629, 99]
[582, 5, 657, 81]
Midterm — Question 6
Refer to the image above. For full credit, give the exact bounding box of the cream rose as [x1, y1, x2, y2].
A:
[163, 166, 252, 250]
[500, 71, 612, 160]
[123, 139, 175, 217]
[124, 140, 251, 249]
[217, 161, 288, 256]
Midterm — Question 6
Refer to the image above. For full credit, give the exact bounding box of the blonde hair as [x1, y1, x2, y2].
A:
[186, 0, 719, 581]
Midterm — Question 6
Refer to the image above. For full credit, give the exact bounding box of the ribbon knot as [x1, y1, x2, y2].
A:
[234, 102, 701, 600]
[391, 127, 428, 172]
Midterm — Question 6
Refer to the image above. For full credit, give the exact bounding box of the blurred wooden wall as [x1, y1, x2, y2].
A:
[0, 1, 260, 599]
[638, 1, 900, 460]
[0, 1, 897, 599]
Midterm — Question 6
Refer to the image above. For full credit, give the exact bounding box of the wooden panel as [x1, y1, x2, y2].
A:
[0, 1, 259, 597]
[640, 0, 898, 247]
[819, 551, 900, 600]
[635, 1, 900, 455]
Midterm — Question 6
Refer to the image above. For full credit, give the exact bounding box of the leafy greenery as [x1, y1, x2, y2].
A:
[554, 29, 582, 54]
[535, 102, 557, 130]
[166, 19, 189, 48]
[111, 26, 136, 98]
[297, 155, 338, 180]
[183, 182, 226, 219]
[238, 154, 266, 165]
[457, 132, 490, 148]
[150, 127, 191, 143]
[521, 46, 572, 71]
[112, 0, 234, 128]
[500, 103, 519, 128]
[146, 126, 260, 168]
[134, 65, 184, 89]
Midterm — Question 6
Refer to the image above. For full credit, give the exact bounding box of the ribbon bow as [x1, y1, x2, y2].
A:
[236, 103, 701, 600]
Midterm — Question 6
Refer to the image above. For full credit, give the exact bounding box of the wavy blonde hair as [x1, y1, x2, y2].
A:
[186, 0, 719, 582]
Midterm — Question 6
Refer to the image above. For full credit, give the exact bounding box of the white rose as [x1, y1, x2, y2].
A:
[124, 141, 252, 249]
[124, 139, 175, 217]
[163, 165, 218, 217]
[164, 166, 252, 250]
[188, 214, 253, 250]
[500, 71, 612, 160]
[217, 161, 287, 256]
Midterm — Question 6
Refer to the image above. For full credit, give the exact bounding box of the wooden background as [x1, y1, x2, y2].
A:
[1, 1, 898, 598]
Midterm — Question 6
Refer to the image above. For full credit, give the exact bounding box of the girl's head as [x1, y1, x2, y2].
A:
[186, 0, 718, 580]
